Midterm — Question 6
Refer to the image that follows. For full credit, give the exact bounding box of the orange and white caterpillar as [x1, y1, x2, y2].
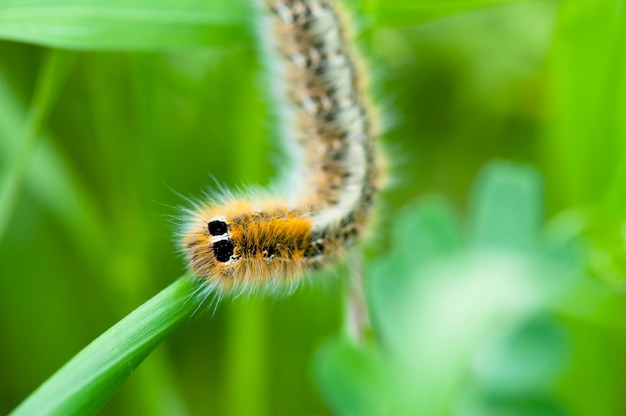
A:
[180, 0, 379, 297]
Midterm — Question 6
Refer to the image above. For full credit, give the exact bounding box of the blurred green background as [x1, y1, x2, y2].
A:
[2, 0, 626, 414]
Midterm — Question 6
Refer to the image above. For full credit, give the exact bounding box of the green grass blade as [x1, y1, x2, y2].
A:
[0, 0, 250, 51]
[0, 49, 75, 241]
[545, 0, 626, 209]
[0, 64, 107, 259]
[0, 0, 551, 51]
[544, 0, 626, 284]
[10, 275, 202, 416]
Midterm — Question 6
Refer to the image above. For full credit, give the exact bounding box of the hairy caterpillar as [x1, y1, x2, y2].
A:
[180, 0, 379, 297]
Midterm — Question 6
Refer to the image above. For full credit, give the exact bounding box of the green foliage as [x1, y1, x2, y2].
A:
[0, 0, 251, 51]
[0, 49, 76, 240]
[546, 0, 626, 285]
[316, 163, 575, 415]
[1, 0, 626, 414]
[0, 0, 554, 51]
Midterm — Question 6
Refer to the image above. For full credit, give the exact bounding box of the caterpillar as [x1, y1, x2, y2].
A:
[180, 0, 379, 297]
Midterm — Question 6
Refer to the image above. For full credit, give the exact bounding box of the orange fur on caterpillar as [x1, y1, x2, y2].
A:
[183, 200, 312, 293]
[179, 0, 379, 297]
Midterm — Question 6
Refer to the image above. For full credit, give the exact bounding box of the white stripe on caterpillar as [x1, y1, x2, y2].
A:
[180, 0, 379, 297]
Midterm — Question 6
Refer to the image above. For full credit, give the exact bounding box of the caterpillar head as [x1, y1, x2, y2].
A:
[181, 200, 313, 293]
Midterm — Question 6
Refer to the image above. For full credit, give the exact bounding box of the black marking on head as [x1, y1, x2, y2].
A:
[208, 220, 228, 236]
[213, 240, 234, 263]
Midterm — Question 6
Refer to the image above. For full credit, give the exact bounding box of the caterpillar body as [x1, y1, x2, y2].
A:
[181, 0, 379, 296]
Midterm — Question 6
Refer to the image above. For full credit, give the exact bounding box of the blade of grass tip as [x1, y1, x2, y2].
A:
[0, 48, 75, 241]
[10, 275, 203, 416]
[344, 256, 369, 344]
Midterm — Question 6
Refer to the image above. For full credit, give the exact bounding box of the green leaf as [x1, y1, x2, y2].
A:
[469, 162, 543, 252]
[392, 196, 464, 266]
[470, 315, 570, 395]
[366, 251, 569, 414]
[367, 197, 463, 356]
[459, 394, 568, 416]
[332, 163, 575, 415]
[314, 338, 390, 416]
[0, 0, 251, 51]
[10, 276, 201, 416]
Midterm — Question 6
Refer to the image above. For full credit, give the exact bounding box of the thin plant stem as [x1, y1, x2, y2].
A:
[345, 256, 370, 344]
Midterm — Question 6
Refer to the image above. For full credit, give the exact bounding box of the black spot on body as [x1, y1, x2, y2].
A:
[213, 240, 234, 262]
[208, 220, 228, 236]
[304, 239, 325, 258]
[327, 145, 345, 161]
[263, 245, 277, 259]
